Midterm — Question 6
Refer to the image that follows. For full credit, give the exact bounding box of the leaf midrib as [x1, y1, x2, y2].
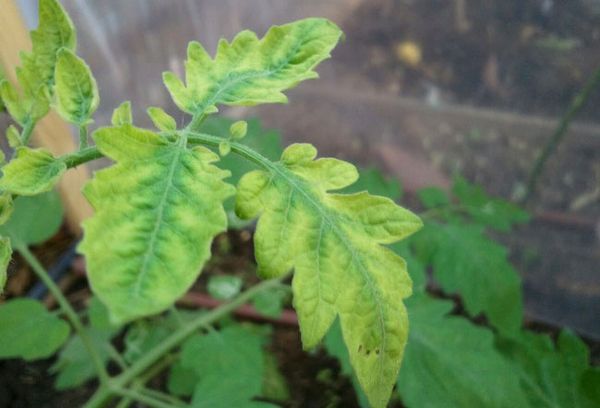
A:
[133, 140, 185, 297]
[270, 162, 389, 374]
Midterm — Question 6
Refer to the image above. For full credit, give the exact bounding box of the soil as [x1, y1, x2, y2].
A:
[335, 0, 600, 123]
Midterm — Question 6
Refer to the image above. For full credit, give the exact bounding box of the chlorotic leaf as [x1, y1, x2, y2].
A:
[147, 106, 176, 131]
[0, 298, 70, 360]
[412, 222, 523, 334]
[54, 48, 99, 125]
[111, 101, 133, 126]
[397, 294, 529, 408]
[6, 125, 22, 148]
[230, 120, 248, 140]
[0, 237, 11, 293]
[323, 321, 370, 408]
[219, 140, 231, 157]
[0, 80, 28, 125]
[30, 0, 76, 87]
[0, 191, 64, 247]
[4, 0, 76, 126]
[497, 330, 599, 408]
[163, 18, 342, 116]
[0, 147, 66, 195]
[79, 125, 235, 323]
[236, 143, 422, 408]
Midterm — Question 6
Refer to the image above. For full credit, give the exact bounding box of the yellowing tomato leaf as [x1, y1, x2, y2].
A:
[54, 48, 99, 125]
[164, 18, 342, 116]
[79, 125, 235, 323]
[0, 147, 66, 195]
[236, 143, 422, 408]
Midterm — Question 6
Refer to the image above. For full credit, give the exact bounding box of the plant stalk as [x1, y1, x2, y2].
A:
[84, 276, 284, 408]
[18, 245, 110, 385]
[524, 66, 600, 202]
[79, 125, 89, 150]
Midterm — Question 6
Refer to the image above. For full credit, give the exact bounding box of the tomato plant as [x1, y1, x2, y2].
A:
[0, 1, 598, 408]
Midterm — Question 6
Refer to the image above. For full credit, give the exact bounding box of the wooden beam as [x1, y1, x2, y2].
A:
[0, 0, 92, 234]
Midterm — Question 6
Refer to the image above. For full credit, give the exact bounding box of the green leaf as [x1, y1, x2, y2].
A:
[163, 18, 342, 116]
[453, 175, 529, 231]
[251, 286, 288, 318]
[168, 362, 199, 397]
[417, 186, 449, 208]
[50, 329, 111, 390]
[181, 326, 271, 408]
[397, 294, 529, 408]
[0, 298, 70, 360]
[0, 147, 66, 195]
[0, 237, 11, 293]
[207, 275, 243, 301]
[262, 352, 290, 401]
[236, 143, 422, 408]
[111, 101, 133, 126]
[147, 106, 176, 131]
[79, 125, 235, 323]
[0, 193, 14, 225]
[498, 330, 598, 408]
[412, 222, 523, 334]
[0, 191, 64, 247]
[54, 48, 99, 125]
[342, 167, 402, 201]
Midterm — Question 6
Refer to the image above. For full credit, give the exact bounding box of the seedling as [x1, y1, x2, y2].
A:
[0, 2, 598, 408]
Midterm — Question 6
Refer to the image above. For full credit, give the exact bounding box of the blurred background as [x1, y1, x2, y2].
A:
[1, 0, 599, 405]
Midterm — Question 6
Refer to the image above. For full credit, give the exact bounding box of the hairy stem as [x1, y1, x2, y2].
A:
[525, 66, 600, 201]
[84, 276, 284, 408]
[79, 125, 89, 150]
[18, 245, 110, 385]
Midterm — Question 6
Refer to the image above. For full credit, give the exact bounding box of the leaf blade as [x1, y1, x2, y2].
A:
[236, 143, 421, 407]
[0, 147, 66, 195]
[54, 48, 99, 125]
[164, 18, 342, 116]
[79, 126, 235, 323]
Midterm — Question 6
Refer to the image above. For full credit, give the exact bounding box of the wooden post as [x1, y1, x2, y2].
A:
[0, 0, 92, 234]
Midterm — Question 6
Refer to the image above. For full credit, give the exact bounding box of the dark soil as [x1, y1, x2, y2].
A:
[336, 0, 600, 122]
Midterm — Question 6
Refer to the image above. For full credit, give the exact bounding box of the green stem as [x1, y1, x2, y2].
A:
[524, 66, 600, 202]
[111, 387, 174, 408]
[84, 276, 284, 408]
[20, 120, 35, 145]
[18, 245, 111, 385]
[79, 125, 89, 150]
[61, 146, 103, 168]
[137, 387, 187, 407]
